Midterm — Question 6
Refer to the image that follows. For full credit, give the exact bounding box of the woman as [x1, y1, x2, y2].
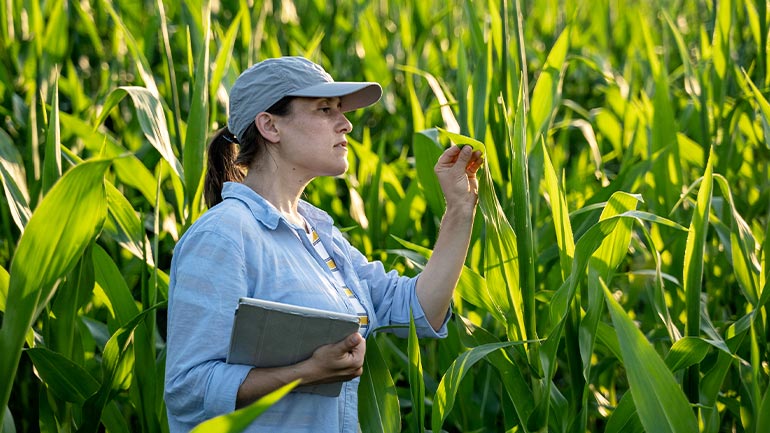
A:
[164, 56, 483, 432]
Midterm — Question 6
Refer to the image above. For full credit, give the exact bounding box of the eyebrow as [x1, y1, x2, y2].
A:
[316, 97, 342, 105]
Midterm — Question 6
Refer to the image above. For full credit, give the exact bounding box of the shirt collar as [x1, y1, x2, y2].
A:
[221, 182, 334, 232]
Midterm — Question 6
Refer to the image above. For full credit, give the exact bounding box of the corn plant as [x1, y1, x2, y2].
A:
[1, 0, 768, 432]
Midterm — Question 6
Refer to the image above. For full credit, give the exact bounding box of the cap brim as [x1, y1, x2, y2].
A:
[287, 82, 383, 112]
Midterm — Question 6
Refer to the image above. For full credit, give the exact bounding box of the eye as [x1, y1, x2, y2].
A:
[319, 106, 331, 113]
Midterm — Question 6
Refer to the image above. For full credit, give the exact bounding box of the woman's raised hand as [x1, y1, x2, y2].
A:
[434, 145, 484, 213]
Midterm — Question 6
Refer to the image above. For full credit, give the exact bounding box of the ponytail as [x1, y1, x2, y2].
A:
[204, 127, 244, 208]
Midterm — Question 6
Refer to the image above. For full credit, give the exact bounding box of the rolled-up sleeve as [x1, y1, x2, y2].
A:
[164, 227, 253, 426]
[343, 238, 450, 339]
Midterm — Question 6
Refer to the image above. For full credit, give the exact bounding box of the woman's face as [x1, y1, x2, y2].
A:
[270, 97, 353, 181]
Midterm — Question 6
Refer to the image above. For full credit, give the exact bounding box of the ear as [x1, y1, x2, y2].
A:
[254, 112, 280, 143]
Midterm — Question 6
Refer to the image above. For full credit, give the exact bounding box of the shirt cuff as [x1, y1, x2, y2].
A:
[204, 362, 254, 418]
[385, 278, 450, 339]
[409, 287, 451, 339]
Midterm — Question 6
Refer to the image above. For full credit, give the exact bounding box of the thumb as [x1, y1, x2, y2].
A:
[455, 145, 473, 162]
[344, 333, 362, 349]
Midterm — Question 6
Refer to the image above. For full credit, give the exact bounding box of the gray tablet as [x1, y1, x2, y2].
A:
[226, 297, 361, 396]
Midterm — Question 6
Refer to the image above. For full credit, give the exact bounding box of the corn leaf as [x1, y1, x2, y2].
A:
[359, 334, 400, 433]
[92, 245, 140, 329]
[48, 246, 94, 364]
[25, 347, 100, 404]
[478, 154, 523, 339]
[41, 0, 68, 61]
[713, 175, 761, 306]
[542, 140, 574, 277]
[0, 266, 7, 313]
[682, 146, 714, 401]
[505, 86, 536, 338]
[757, 386, 770, 433]
[95, 87, 182, 181]
[544, 209, 687, 397]
[527, 26, 570, 146]
[664, 337, 711, 372]
[2, 406, 14, 433]
[101, 402, 131, 433]
[455, 316, 534, 432]
[183, 0, 211, 224]
[0, 159, 110, 426]
[210, 11, 241, 104]
[60, 113, 160, 206]
[431, 340, 534, 433]
[41, 73, 61, 195]
[413, 129, 446, 217]
[104, 181, 154, 266]
[580, 192, 641, 390]
[604, 391, 644, 433]
[603, 281, 698, 433]
[400, 67, 460, 133]
[436, 127, 486, 152]
[0, 128, 31, 231]
[407, 311, 425, 433]
[78, 303, 165, 433]
[744, 68, 770, 124]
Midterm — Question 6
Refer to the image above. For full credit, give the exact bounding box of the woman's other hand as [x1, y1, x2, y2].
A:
[303, 332, 366, 384]
[236, 333, 365, 407]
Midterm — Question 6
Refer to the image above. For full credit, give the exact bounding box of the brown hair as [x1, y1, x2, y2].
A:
[204, 96, 295, 207]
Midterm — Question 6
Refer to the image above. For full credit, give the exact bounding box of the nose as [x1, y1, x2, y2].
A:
[337, 112, 353, 134]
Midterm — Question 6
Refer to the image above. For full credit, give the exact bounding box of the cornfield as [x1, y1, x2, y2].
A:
[0, 0, 768, 432]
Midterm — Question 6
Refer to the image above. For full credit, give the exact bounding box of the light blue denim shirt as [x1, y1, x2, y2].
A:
[164, 182, 449, 432]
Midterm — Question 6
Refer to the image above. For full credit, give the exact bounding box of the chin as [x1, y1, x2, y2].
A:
[322, 165, 348, 178]
[335, 161, 350, 175]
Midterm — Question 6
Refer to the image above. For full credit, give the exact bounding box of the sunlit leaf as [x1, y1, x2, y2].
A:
[528, 25, 570, 145]
[0, 159, 110, 419]
[190, 380, 299, 433]
[436, 127, 485, 152]
[95, 87, 182, 180]
[0, 128, 31, 231]
[664, 337, 710, 372]
[682, 146, 714, 400]
[183, 0, 211, 224]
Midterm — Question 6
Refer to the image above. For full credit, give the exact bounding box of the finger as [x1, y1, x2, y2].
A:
[466, 155, 484, 174]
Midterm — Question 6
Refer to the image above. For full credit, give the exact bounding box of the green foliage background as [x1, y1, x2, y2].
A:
[0, 0, 768, 432]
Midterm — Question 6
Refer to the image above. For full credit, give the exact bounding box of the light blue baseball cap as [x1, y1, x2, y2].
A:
[227, 56, 382, 143]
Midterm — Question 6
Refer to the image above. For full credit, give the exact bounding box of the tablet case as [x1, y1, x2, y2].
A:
[226, 297, 361, 396]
